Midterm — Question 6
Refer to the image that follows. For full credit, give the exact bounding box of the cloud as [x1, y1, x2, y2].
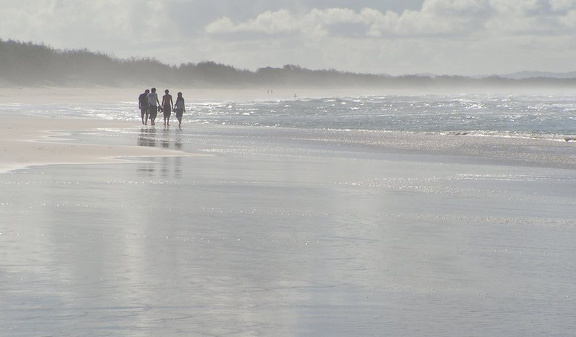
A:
[204, 0, 576, 39]
[198, 0, 576, 75]
[206, 8, 368, 37]
[0, 0, 176, 50]
[2, 0, 576, 75]
[206, 9, 299, 36]
[204, 4, 479, 38]
[550, 0, 576, 12]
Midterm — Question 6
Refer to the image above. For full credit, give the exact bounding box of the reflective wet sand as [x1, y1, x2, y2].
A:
[1, 120, 576, 336]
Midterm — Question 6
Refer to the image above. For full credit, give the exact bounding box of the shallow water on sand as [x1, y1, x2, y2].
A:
[1, 125, 576, 336]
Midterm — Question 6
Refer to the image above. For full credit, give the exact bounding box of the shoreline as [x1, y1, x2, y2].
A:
[3, 114, 576, 174]
[186, 124, 576, 171]
[1, 116, 190, 173]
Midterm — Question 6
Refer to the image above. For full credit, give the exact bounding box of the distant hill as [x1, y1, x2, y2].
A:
[1, 38, 576, 88]
[500, 71, 576, 80]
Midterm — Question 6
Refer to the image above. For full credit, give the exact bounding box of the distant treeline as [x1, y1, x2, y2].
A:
[1, 38, 576, 88]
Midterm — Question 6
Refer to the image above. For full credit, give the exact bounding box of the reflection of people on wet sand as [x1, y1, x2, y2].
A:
[174, 92, 185, 129]
[147, 88, 160, 126]
[137, 127, 157, 147]
[138, 89, 149, 125]
[162, 89, 173, 127]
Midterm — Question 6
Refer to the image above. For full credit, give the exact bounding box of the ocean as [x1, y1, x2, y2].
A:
[5, 91, 576, 137]
[1, 90, 576, 336]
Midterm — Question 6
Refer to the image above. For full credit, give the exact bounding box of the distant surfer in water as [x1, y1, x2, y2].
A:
[162, 89, 173, 127]
[174, 92, 185, 129]
[147, 88, 160, 126]
[138, 89, 150, 125]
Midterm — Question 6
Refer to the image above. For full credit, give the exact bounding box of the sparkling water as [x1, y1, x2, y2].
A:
[3, 92, 576, 139]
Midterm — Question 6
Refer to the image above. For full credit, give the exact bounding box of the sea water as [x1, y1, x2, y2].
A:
[2, 91, 576, 137]
[1, 91, 576, 337]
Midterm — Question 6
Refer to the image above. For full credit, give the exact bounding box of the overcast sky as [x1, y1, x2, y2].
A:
[2, 0, 576, 75]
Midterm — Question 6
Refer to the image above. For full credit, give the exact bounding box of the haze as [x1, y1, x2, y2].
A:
[1, 0, 576, 76]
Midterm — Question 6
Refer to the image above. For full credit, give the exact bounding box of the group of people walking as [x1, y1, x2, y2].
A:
[138, 88, 186, 129]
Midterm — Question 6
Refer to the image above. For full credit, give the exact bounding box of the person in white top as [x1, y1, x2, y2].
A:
[146, 88, 160, 126]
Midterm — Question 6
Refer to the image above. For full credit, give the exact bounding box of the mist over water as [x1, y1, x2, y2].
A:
[2, 92, 576, 139]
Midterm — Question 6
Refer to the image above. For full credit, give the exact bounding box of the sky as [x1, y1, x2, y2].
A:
[1, 0, 576, 76]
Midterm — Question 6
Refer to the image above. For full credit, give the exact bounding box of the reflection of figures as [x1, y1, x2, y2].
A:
[174, 92, 185, 129]
[138, 89, 150, 125]
[137, 127, 183, 151]
[161, 128, 171, 148]
[138, 127, 157, 147]
[162, 89, 173, 127]
[136, 127, 184, 179]
[147, 88, 160, 126]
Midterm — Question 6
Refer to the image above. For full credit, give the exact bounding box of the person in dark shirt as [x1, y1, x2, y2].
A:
[138, 89, 150, 125]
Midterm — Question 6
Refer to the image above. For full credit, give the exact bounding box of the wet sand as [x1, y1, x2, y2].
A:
[1, 108, 576, 336]
[0, 117, 191, 173]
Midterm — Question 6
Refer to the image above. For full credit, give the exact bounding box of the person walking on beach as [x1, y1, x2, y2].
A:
[147, 88, 160, 126]
[174, 92, 185, 129]
[138, 89, 150, 125]
[162, 89, 173, 126]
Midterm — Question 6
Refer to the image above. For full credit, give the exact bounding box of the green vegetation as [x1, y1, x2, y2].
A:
[1, 38, 575, 88]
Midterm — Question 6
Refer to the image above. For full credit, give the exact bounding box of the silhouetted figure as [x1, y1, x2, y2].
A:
[147, 88, 160, 126]
[162, 89, 173, 127]
[174, 92, 185, 129]
[138, 89, 150, 125]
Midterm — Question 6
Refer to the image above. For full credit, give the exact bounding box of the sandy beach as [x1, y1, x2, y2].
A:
[0, 117, 190, 173]
[1, 91, 576, 337]
[3, 111, 576, 174]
